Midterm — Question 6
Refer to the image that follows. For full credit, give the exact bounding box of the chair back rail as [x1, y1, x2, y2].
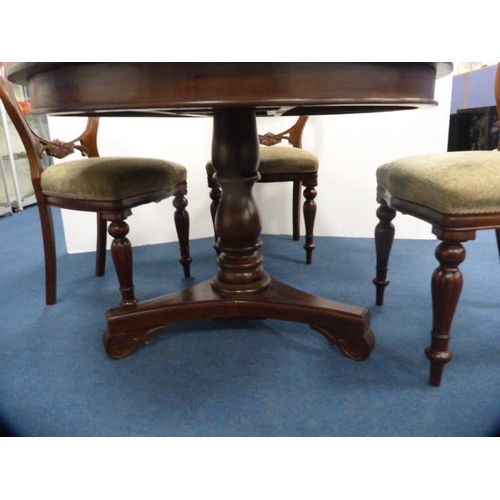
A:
[258, 116, 309, 148]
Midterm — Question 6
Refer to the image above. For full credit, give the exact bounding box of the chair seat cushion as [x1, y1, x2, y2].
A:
[258, 146, 319, 174]
[377, 151, 500, 214]
[206, 146, 319, 175]
[41, 157, 187, 201]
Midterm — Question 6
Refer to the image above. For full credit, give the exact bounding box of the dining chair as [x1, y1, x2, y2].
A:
[0, 64, 192, 307]
[206, 116, 319, 263]
[373, 63, 500, 386]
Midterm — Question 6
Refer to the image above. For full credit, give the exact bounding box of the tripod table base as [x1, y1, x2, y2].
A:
[104, 278, 375, 361]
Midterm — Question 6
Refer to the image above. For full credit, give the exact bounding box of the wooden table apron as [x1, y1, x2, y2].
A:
[7, 62, 452, 360]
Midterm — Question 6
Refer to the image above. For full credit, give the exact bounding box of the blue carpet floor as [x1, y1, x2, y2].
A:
[1, 206, 500, 437]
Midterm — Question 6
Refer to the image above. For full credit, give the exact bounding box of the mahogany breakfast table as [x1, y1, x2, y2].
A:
[7, 62, 452, 360]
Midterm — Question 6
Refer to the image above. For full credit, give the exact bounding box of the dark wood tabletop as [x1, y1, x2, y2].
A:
[6, 62, 452, 116]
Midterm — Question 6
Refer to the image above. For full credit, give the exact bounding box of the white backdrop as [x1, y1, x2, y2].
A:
[47, 73, 453, 254]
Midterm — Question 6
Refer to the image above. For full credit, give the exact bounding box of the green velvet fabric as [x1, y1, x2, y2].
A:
[377, 150, 500, 214]
[206, 146, 319, 174]
[41, 157, 187, 201]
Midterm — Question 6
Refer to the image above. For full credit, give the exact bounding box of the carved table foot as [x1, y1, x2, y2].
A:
[103, 326, 166, 359]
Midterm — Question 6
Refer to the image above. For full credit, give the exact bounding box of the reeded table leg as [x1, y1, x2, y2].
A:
[425, 240, 465, 386]
[104, 109, 375, 361]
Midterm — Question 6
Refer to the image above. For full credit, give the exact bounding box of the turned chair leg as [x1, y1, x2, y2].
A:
[107, 218, 138, 307]
[95, 213, 107, 277]
[173, 190, 192, 278]
[425, 240, 466, 387]
[373, 202, 396, 305]
[302, 180, 317, 264]
[207, 173, 222, 255]
[292, 180, 301, 241]
[39, 203, 57, 305]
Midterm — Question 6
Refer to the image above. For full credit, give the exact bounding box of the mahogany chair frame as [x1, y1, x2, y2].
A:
[373, 63, 500, 386]
[0, 65, 191, 306]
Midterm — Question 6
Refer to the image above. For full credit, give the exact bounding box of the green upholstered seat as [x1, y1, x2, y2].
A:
[206, 146, 319, 175]
[207, 146, 319, 174]
[376, 150, 500, 215]
[257, 146, 319, 174]
[42, 157, 187, 201]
